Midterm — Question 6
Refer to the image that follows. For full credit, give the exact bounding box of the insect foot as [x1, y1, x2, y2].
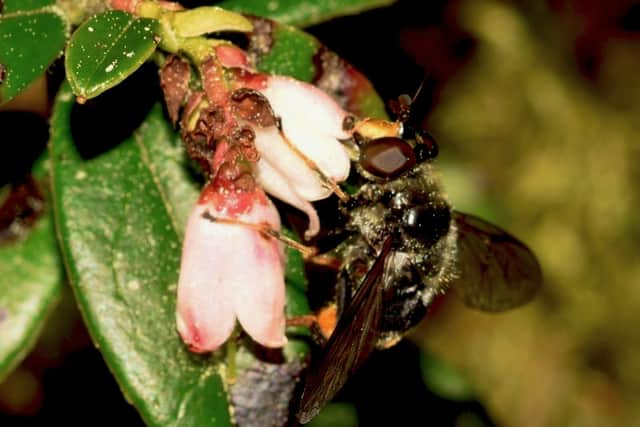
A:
[176, 181, 287, 353]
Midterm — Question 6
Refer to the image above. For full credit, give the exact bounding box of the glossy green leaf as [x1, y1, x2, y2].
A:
[255, 23, 317, 82]
[283, 230, 311, 341]
[0, 8, 67, 104]
[129, 103, 200, 235]
[0, 159, 63, 382]
[51, 86, 232, 427]
[0, 212, 61, 382]
[2, 0, 54, 14]
[65, 11, 159, 100]
[218, 0, 395, 28]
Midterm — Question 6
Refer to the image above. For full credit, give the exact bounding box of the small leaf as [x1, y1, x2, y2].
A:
[65, 11, 159, 100]
[0, 8, 67, 104]
[218, 0, 395, 28]
[169, 6, 252, 38]
[0, 159, 63, 382]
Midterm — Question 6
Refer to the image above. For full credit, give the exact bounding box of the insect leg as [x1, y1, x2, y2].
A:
[201, 210, 317, 258]
[286, 314, 328, 346]
[276, 128, 350, 202]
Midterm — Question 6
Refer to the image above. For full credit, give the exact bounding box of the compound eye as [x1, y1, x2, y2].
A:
[360, 137, 416, 179]
[402, 205, 451, 244]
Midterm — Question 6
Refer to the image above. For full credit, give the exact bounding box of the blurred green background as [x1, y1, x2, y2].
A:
[413, 1, 640, 426]
[3, 0, 640, 425]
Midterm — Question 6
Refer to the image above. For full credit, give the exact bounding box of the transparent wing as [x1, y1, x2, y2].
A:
[297, 237, 393, 424]
[451, 211, 542, 311]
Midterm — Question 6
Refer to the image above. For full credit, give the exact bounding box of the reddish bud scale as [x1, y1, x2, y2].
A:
[216, 45, 251, 69]
[230, 68, 269, 91]
[202, 58, 229, 106]
[110, 0, 183, 12]
[110, 0, 139, 13]
[156, 1, 184, 11]
[160, 55, 191, 125]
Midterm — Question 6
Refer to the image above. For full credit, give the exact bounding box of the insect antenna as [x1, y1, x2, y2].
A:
[389, 78, 426, 124]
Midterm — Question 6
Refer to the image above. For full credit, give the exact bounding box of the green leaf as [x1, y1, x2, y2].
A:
[1, 0, 54, 14]
[51, 85, 232, 427]
[283, 230, 311, 341]
[129, 102, 200, 235]
[218, 0, 395, 28]
[0, 8, 67, 104]
[0, 213, 61, 381]
[0, 159, 63, 382]
[65, 11, 159, 100]
[255, 23, 317, 82]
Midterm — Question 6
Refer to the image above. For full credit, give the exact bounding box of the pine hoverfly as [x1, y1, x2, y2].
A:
[297, 94, 542, 423]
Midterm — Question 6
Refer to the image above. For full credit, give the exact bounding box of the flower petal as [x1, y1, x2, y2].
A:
[254, 157, 320, 239]
[177, 185, 288, 351]
[262, 76, 350, 139]
[232, 201, 287, 348]
[283, 122, 351, 183]
[261, 76, 351, 184]
[233, 227, 287, 347]
[176, 201, 237, 353]
[254, 126, 332, 202]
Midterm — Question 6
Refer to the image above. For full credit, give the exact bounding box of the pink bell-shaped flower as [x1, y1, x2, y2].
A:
[259, 76, 352, 193]
[251, 76, 352, 237]
[176, 184, 287, 353]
